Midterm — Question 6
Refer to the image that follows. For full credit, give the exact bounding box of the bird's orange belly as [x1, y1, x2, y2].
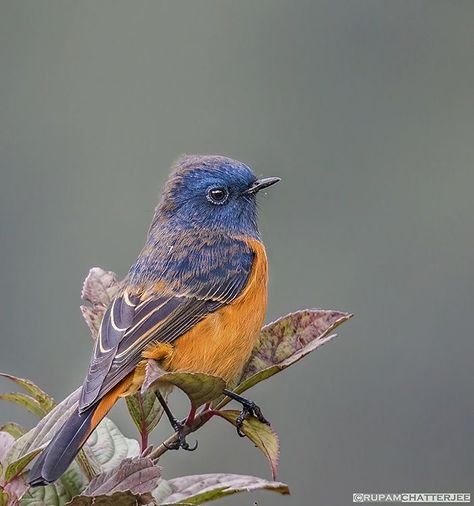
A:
[163, 284, 266, 384]
[142, 238, 268, 386]
[165, 239, 268, 384]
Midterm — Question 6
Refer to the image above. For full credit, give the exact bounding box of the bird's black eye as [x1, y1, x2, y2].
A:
[206, 186, 229, 205]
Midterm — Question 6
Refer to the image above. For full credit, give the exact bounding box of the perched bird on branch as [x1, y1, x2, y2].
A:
[29, 154, 280, 486]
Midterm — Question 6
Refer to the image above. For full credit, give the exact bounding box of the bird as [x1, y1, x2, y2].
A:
[28, 154, 280, 487]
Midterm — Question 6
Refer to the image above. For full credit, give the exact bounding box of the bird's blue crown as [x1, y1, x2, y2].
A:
[155, 155, 261, 238]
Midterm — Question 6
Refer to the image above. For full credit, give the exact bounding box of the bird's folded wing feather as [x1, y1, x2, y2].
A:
[79, 238, 254, 412]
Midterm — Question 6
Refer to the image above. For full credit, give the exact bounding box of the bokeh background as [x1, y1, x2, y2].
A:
[1, 1, 473, 505]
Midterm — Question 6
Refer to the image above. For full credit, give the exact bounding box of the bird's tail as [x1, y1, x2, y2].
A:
[28, 379, 130, 487]
[28, 403, 99, 487]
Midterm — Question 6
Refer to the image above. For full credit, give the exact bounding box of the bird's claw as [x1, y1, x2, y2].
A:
[235, 400, 270, 437]
[164, 419, 198, 451]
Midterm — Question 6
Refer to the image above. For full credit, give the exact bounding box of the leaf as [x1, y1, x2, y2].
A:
[0, 432, 29, 506]
[162, 473, 289, 505]
[80, 268, 120, 339]
[6, 388, 82, 465]
[142, 361, 226, 409]
[5, 449, 42, 482]
[7, 390, 137, 492]
[20, 481, 72, 506]
[81, 457, 160, 496]
[0, 434, 29, 506]
[125, 391, 165, 437]
[4, 477, 29, 506]
[0, 424, 25, 440]
[0, 394, 44, 418]
[81, 268, 120, 308]
[58, 462, 89, 500]
[66, 490, 153, 506]
[0, 432, 15, 464]
[0, 374, 55, 414]
[215, 410, 280, 480]
[221, 310, 352, 404]
[85, 419, 139, 472]
[152, 479, 174, 504]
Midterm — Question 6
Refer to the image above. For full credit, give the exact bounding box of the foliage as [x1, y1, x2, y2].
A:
[0, 267, 352, 505]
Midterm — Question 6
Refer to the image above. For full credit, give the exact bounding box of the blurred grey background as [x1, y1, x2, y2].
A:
[1, 1, 473, 505]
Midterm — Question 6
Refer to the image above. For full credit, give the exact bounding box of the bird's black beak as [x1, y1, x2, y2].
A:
[243, 177, 281, 195]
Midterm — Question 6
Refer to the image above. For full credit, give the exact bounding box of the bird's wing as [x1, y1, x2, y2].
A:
[79, 237, 254, 412]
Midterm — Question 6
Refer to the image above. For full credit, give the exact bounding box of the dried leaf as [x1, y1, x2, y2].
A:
[0, 374, 55, 414]
[81, 268, 120, 308]
[82, 457, 160, 496]
[79, 306, 102, 341]
[125, 391, 165, 437]
[0, 425, 25, 441]
[66, 490, 153, 506]
[142, 361, 225, 409]
[80, 268, 120, 339]
[215, 410, 280, 480]
[162, 473, 289, 505]
[221, 310, 352, 404]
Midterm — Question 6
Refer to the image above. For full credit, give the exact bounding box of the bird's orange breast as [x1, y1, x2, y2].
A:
[159, 238, 268, 385]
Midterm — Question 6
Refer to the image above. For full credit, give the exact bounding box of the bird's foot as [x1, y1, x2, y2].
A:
[223, 388, 270, 436]
[163, 418, 198, 451]
[235, 398, 270, 437]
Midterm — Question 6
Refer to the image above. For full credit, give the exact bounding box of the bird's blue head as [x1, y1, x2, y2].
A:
[155, 155, 280, 238]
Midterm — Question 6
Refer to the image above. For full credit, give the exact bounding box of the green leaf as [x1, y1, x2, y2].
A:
[142, 361, 226, 409]
[0, 489, 8, 506]
[59, 462, 89, 500]
[162, 473, 289, 505]
[0, 374, 55, 414]
[0, 423, 25, 440]
[218, 310, 352, 408]
[0, 394, 44, 418]
[125, 390, 165, 436]
[21, 482, 72, 506]
[215, 410, 280, 480]
[5, 448, 42, 482]
[85, 419, 139, 472]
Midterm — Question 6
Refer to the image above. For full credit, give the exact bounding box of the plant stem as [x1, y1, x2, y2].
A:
[140, 429, 149, 453]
